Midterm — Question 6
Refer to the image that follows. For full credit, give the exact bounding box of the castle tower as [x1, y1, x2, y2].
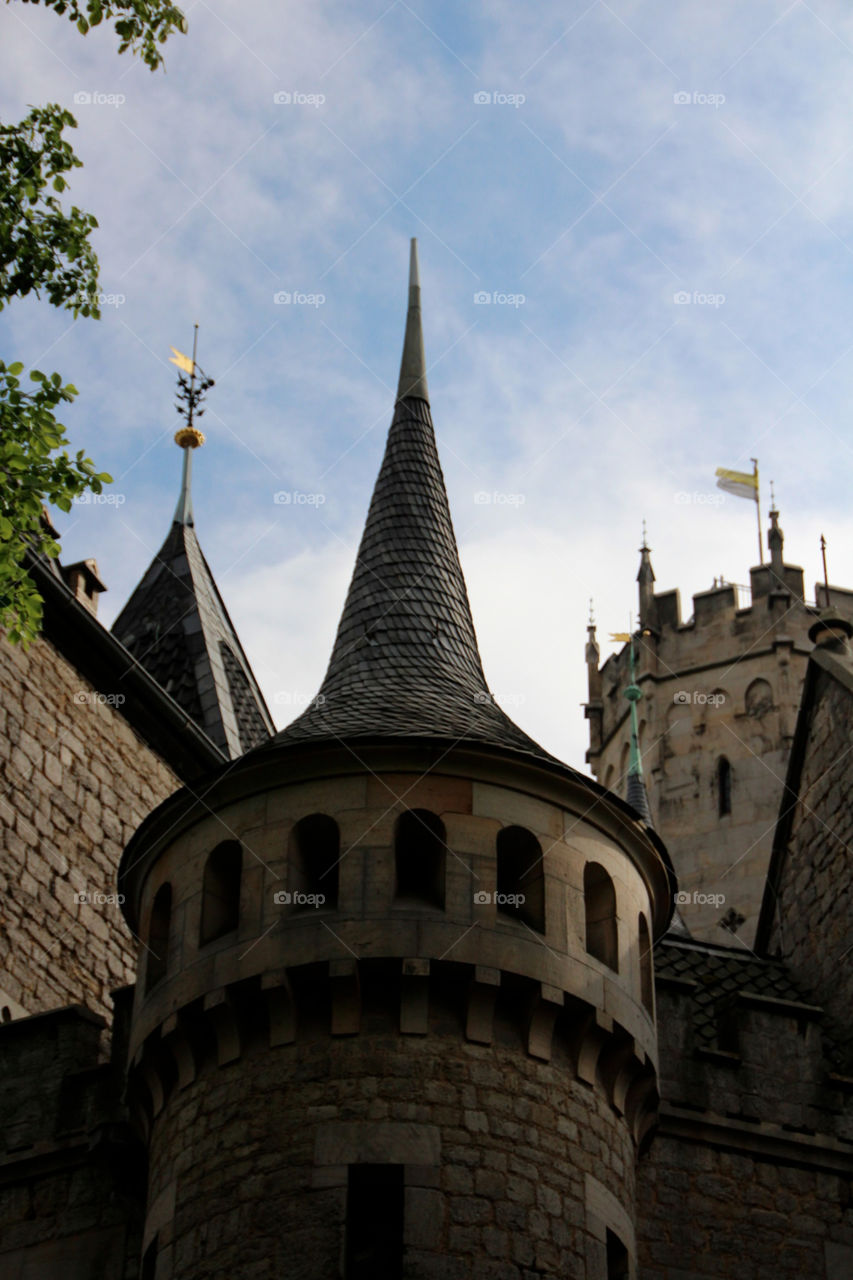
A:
[111, 424, 274, 757]
[586, 516, 853, 946]
[119, 242, 673, 1280]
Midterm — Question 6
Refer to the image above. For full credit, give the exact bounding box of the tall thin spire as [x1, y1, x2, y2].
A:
[396, 238, 429, 403]
[274, 241, 553, 760]
[637, 527, 659, 636]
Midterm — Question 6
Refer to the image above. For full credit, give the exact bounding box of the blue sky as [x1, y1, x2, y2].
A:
[4, 0, 853, 769]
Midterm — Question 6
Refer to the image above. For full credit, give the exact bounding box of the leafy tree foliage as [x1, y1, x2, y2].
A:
[17, 0, 187, 71]
[1, 2, 186, 643]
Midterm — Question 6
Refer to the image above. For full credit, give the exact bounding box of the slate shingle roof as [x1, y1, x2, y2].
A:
[274, 393, 555, 757]
[111, 516, 274, 759]
[656, 937, 817, 1051]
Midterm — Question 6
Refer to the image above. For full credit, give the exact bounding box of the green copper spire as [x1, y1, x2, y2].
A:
[624, 635, 652, 823]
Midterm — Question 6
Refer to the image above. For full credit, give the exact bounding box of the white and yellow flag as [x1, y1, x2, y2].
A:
[169, 346, 195, 375]
[715, 466, 758, 502]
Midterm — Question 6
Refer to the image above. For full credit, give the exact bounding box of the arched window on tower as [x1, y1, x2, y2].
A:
[638, 912, 653, 1014]
[496, 826, 545, 933]
[584, 863, 618, 972]
[200, 841, 242, 945]
[145, 883, 172, 992]
[717, 757, 732, 817]
[394, 809, 445, 908]
[290, 814, 340, 909]
[745, 678, 773, 719]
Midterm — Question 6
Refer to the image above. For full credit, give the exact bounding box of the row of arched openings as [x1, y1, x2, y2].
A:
[144, 810, 654, 1015]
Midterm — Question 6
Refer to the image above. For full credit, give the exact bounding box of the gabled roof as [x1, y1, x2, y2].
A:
[272, 240, 554, 760]
[111, 444, 274, 759]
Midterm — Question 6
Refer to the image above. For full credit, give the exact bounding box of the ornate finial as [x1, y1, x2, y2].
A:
[641, 518, 648, 549]
[170, 325, 214, 526]
[770, 479, 776, 508]
[821, 533, 830, 606]
[175, 425, 205, 448]
[588, 597, 595, 626]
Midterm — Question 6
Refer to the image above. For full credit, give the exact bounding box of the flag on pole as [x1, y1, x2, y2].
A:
[715, 466, 758, 502]
[169, 346, 195, 375]
[609, 632, 632, 643]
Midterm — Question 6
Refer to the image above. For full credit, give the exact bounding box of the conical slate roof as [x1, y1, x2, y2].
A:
[274, 241, 552, 759]
[112, 442, 274, 759]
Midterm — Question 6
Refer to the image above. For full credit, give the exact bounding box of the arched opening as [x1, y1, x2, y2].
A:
[638, 912, 653, 1014]
[145, 883, 172, 992]
[290, 814, 340, 909]
[584, 863, 618, 972]
[394, 809, 445, 908]
[745, 677, 773, 718]
[496, 826, 545, 933]
[717, 756, 732, 817]
[200, 841, 242, 945]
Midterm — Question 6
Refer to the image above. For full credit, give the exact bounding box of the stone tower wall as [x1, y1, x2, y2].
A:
[121, 752, 670, 1279]
[0, 631, 180, 1022]
[589, 586, 814, 944]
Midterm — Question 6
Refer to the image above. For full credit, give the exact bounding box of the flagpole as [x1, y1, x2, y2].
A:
[752, 458, 763, 564]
